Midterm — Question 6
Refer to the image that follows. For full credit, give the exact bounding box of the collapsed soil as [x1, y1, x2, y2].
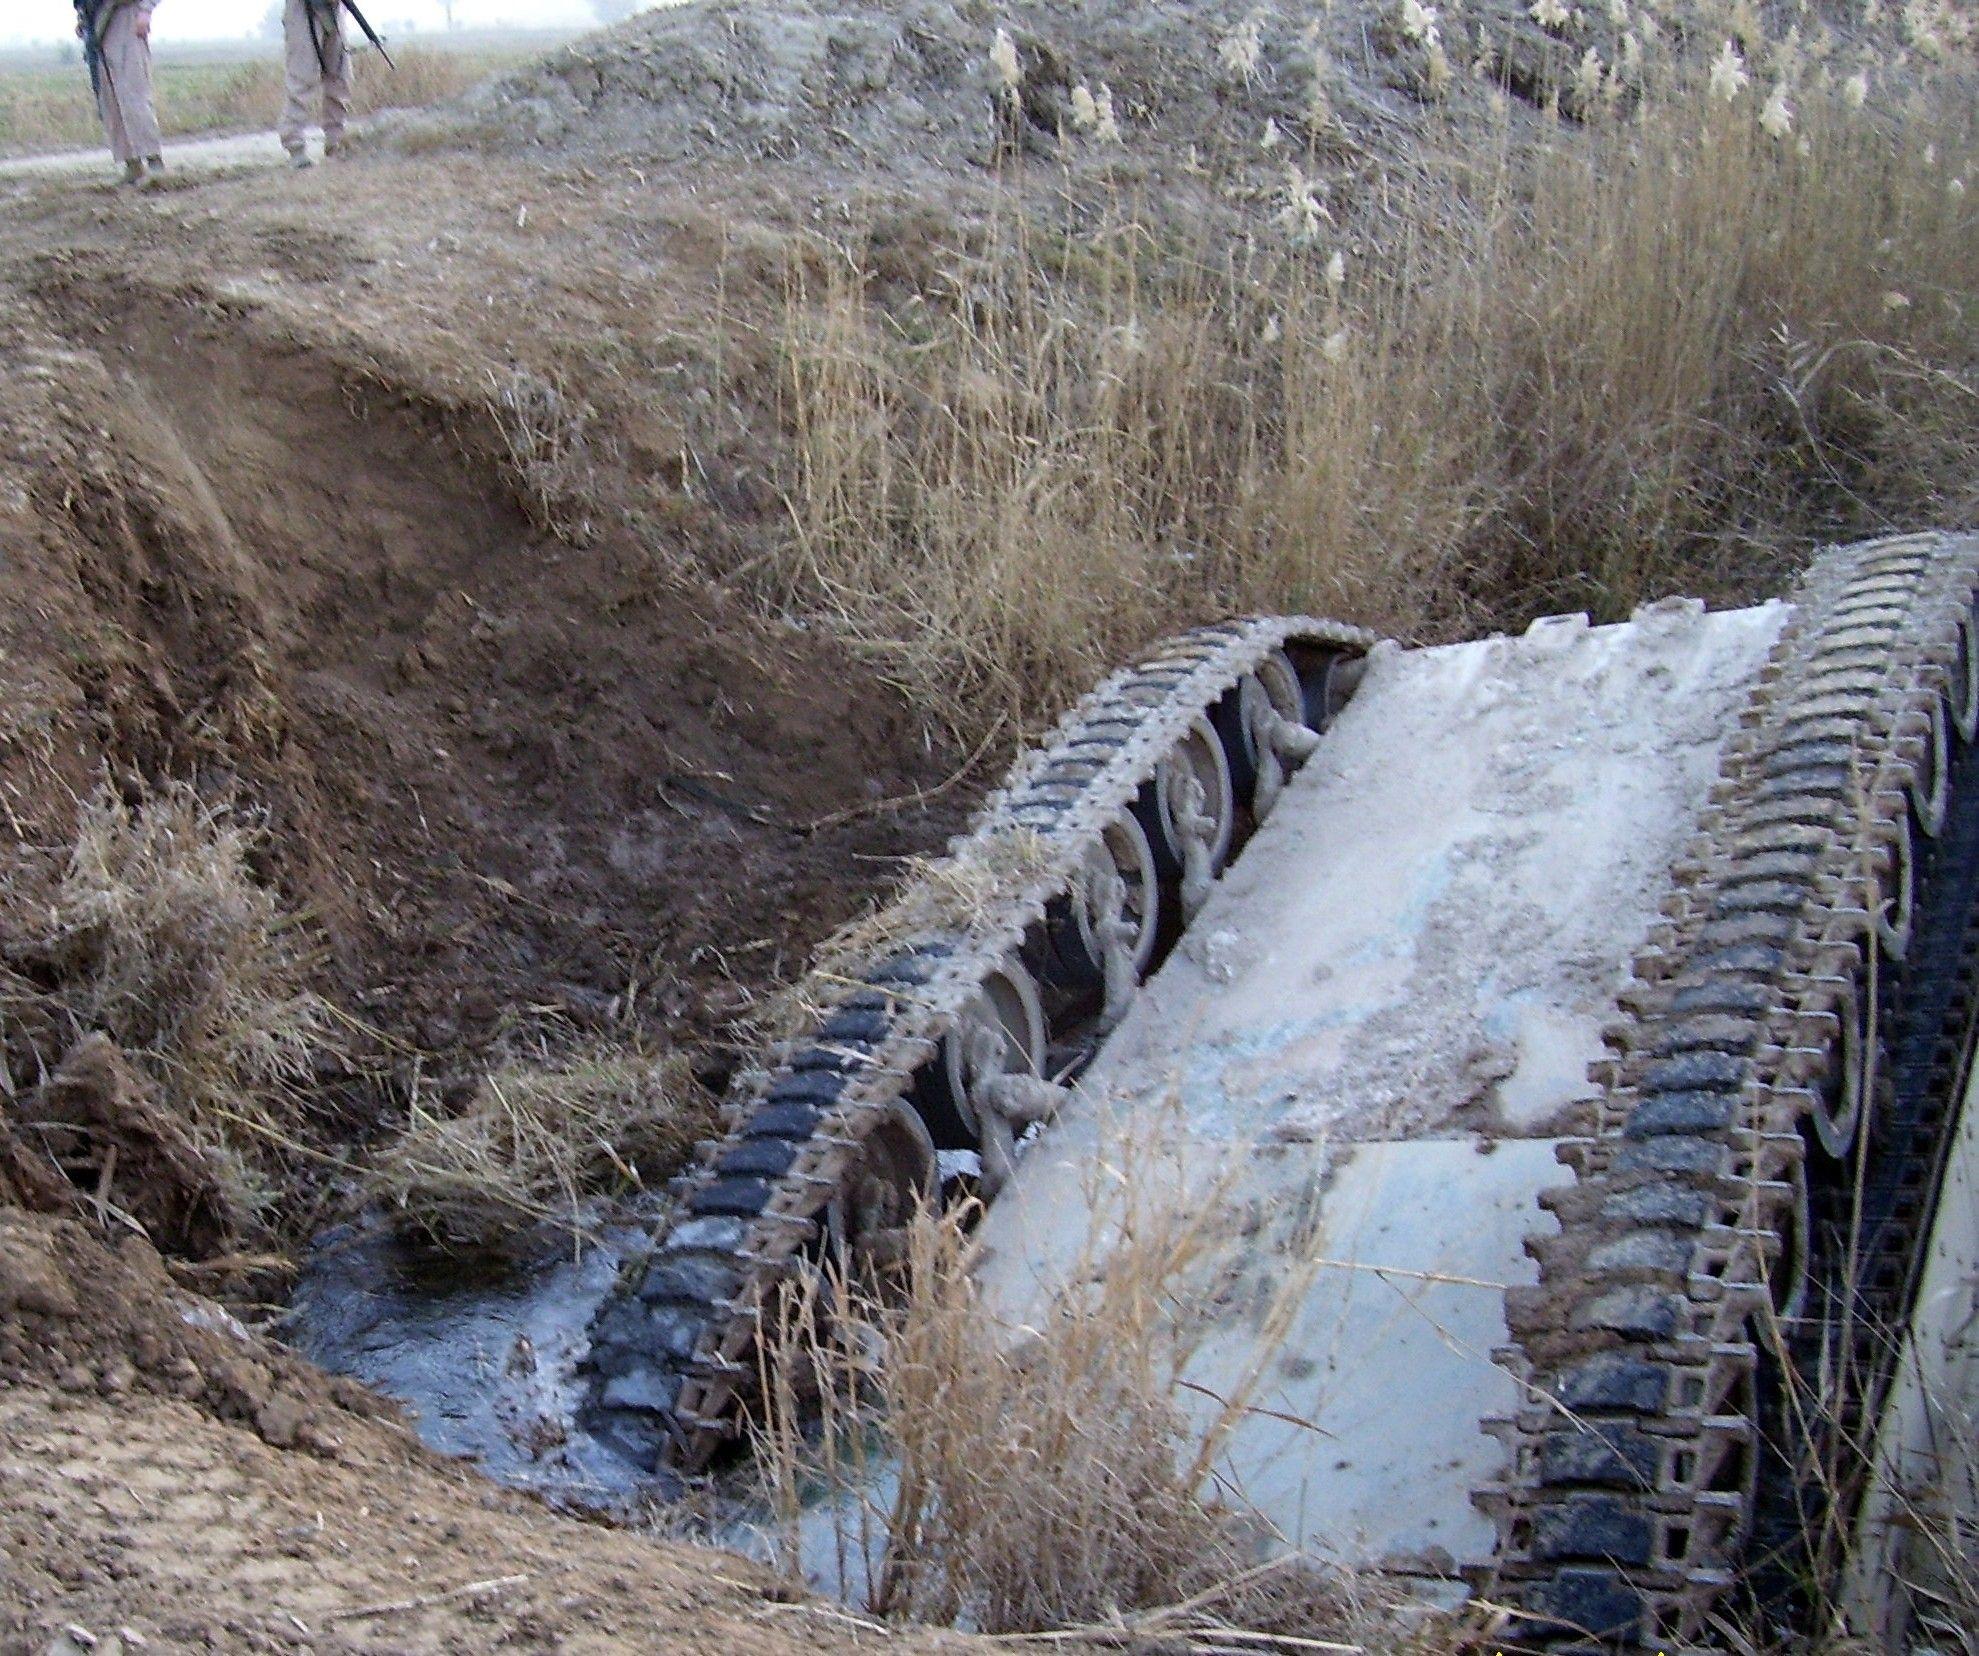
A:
[48, 261, 960, 1004]
[0, 192, 973, 1167]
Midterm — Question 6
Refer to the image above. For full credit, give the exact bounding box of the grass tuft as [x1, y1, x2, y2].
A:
[741, 831, 1055, 1047]
[363, 1038, 712, 1251]
[0, 780, 330, 1224]
[753, 1122, 1471, 1646]
[487, 365, 608, 545]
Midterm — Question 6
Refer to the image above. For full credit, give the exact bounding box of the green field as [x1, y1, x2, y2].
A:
[0, 30, 571, 157]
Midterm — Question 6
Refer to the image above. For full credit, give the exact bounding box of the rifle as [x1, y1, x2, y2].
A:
[339, 0, 396, 71]
[72, 0, 114, 101]
[305, 0, 395, 77]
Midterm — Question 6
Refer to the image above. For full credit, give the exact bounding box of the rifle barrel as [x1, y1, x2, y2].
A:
[339, 0, 396, 70]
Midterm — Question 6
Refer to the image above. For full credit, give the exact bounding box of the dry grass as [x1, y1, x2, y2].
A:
[0, 780, 330, 1217]
[487, 366, 609, 545]
[751, 1120, 1469, 1646]
[364, 1038, 712, 1251]
[1749, 1344, 1979, 1653]
[772, 69, 1976, 731]
[0, 46, 527, 159]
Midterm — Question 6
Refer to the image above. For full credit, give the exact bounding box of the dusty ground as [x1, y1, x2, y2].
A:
[0, 1211, 971, 1653]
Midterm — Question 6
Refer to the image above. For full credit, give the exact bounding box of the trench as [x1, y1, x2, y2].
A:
[24, 274, 968, 1066]
[9, 274, 977, 1562]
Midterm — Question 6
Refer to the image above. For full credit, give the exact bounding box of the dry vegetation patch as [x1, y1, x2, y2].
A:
[769, 72, 1975, 729]
[1909, 1405, 1979, 1647]
[0, 781, 330, 1240]
[486, 365, 611, 545]
[741, 831, 1052, 1047]
[363, 1039, 713, 1251]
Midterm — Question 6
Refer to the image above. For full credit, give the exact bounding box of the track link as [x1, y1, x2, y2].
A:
[580, 615, 1375, 1472]
[1482, 532, 1979, 1649]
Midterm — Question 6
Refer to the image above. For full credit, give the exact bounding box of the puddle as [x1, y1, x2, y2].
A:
[283, 1211, 887, 1600]
[285, 1215, 659, 1514]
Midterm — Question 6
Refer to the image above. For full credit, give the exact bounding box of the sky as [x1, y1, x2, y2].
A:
[3, 0, 610, 48]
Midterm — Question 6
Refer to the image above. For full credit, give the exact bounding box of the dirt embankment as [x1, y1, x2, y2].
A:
[440, 0, 1926, 205]
[0, 1209, 966, 1653]
[19, 261, 959, 1036]
[0, 171, 975, 1649]
[0, 247, 972, 1234]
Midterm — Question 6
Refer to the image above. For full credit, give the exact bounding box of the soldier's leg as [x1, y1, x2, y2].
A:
[322, 17, 354, 155]
[279, 0, 320, 163]
[95, 82, 138, 172]
[106, 14, 165, 170]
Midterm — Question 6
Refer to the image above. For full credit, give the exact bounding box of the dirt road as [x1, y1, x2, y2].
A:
[0, 129, 300, 182]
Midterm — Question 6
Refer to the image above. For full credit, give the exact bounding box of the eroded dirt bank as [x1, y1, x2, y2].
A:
[0, 149, 979, 1650]
[0, 1211, 970, 1653]
[0, 221, 973, 1220]
[12, 254, 962, 1030]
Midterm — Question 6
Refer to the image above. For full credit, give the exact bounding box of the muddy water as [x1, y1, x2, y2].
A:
[287, 1218, 901, 1598]
[285, 1218, 660, 1514]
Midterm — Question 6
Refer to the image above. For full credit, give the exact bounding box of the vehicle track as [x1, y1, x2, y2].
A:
[581, 615, 1375, 1471]
[1743, 674, 1979, 1635]
[1484, 531, 1979, 1649]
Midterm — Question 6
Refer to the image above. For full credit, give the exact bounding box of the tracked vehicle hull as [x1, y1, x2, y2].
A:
[970, 592, 1788, 1585]
[583, 532, 1979, 1649]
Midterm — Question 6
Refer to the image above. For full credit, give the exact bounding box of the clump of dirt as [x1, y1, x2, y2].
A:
[0, 1207, 386, 1449]
[1, 777, 332, 1250]
[18, 1034, 253, 1256]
